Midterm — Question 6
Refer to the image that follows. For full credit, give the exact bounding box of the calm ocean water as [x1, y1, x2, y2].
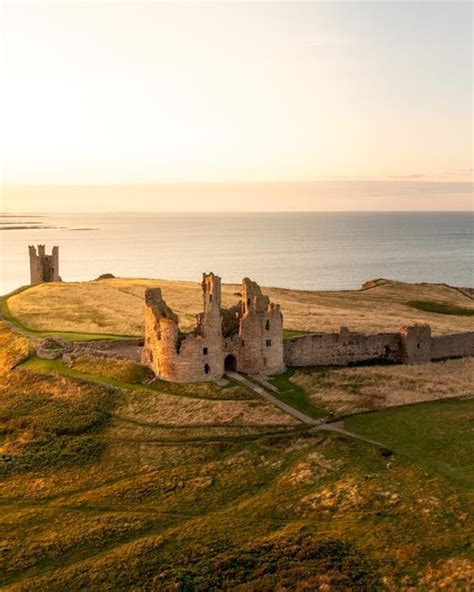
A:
[1, 212, 472, 295]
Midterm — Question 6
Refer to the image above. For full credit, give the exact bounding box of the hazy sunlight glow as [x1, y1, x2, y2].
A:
[1, 1, 472, 211]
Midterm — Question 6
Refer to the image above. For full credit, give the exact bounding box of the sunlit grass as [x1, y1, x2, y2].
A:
[20, 358, 297, 427]
[7, 278, 474, 339]
[346, 398, 474, 488]
[0, 321, 32, 374]
[293, 357, 474, 416]
[1, 354, 473, 590]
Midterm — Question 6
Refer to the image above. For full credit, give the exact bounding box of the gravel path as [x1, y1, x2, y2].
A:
[228, 371, 387, 449]
[227, 371, 320, 425]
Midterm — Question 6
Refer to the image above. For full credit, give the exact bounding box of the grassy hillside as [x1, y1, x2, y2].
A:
[345, 398, 474, 488]
[1, 321, 473, 590]
[6, 277, 474, 337]
[0, 323, 32, 374]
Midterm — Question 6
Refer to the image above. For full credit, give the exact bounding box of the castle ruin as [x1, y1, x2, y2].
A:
[22, 247, 473, 381]
[141, 271, 474, 383]
[29, 245, 60, 285]
[142, 273, 285, 382]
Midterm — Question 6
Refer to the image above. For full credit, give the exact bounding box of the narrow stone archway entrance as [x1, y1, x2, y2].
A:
[224, 354, 237, 372]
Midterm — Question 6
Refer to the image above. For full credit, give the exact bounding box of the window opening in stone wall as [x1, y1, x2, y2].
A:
[203, 347, 208, 355]
[265, 320, 270, 330]
[266, 339, 272, 347]
[204, 364, 210, 374]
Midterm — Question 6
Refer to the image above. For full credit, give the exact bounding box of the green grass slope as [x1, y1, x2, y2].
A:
[345, 398, 474, 488]
[1, 322, 473, 590]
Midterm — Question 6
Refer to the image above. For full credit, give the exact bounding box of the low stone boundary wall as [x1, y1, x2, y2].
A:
[33, 337, 144, 363]
[68, 339, 144, 362]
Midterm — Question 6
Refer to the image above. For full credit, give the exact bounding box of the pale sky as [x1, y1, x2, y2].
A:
[0, 1, 472, 211]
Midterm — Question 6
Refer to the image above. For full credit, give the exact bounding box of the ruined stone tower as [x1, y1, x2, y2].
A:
[399, 324, 432, 364]
[142, 273, 285, 382]
[142, 273, 225, 382]
[236, 278, 285, 375]
[29, 245, 60, 285]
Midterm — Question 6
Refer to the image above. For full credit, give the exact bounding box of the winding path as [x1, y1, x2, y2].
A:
[227, 371, 387, 449]
[227, 371, 320, 425]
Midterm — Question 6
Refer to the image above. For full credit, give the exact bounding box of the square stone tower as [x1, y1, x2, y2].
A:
[399, 324, 432, 364]
[29, 245, 60, 284]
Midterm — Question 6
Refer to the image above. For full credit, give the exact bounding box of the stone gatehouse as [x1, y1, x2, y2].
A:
[141, 273, 285, 382]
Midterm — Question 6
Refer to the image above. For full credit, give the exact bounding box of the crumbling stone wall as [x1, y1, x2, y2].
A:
[284, 324, 474, 367]
[142, 274, 225, 382]
[29, 245, 60, 284]
[431, 332, 474, 360]
[141, 271, 473, 383]
[284, 326, 400, 367]
[399, 324, 431, 364]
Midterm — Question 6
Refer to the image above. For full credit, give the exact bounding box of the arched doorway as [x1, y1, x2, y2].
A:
[224, 354, 237, 372]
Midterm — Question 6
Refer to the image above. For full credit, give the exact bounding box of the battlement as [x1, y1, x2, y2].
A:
[29, 245, 60, 285]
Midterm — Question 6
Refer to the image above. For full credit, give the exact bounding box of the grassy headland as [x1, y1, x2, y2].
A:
[6, 277, 474, 338]
[1, 274, 473, 590]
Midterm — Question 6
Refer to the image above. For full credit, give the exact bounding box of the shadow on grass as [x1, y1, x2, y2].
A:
[407, 300, 474, 316]
[267, 369, 328, 419]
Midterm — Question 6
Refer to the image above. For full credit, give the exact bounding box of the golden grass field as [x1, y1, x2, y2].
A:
[114, 386, 297, 427]
[0, 324, 31, 374]
[294, 357, 474, 416]
[7, 277, 474, 336]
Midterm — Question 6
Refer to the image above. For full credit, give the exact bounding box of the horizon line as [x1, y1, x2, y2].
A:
[2, 210, 473, 215]
[3, 179, 473, 187]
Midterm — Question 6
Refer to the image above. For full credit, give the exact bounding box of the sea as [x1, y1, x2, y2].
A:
[1, 212, 472, 296]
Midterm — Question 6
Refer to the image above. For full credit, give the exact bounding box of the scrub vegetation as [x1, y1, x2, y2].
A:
[1, 320, 473, 590]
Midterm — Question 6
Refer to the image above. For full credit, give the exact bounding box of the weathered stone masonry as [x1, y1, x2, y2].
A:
[142, 273, 285, 382]
[29, 245, 60, 285]
[284, 324, 474, 367]
[142, 271, 474, 382]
